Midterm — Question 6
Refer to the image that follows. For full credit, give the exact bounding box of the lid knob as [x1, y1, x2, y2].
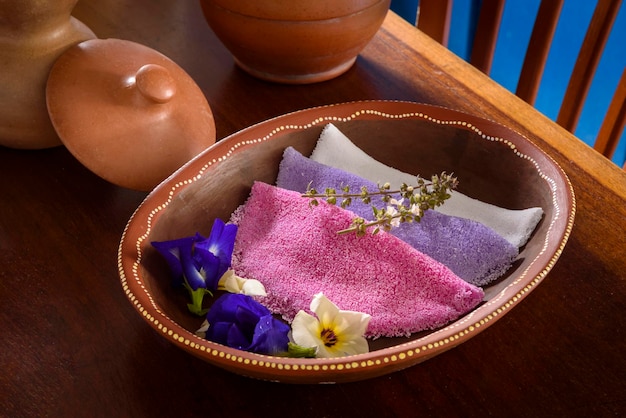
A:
[135, 63, 176, 104]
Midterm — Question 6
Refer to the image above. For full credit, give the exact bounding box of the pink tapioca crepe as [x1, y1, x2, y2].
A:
[230, 181, 484, 338]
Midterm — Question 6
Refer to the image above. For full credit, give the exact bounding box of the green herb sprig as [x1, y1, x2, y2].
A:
[303, 172, 458, 235]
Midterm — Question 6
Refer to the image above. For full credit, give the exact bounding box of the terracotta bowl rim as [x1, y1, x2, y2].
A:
[118, 100, 575, 383]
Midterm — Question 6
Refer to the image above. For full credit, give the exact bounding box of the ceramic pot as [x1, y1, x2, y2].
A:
[0, 0, 95, 149]
[199, 0, 391, 84]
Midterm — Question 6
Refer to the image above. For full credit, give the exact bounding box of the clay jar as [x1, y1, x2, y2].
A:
[0, 0, 96, 149]
[199, 0, 391, 84]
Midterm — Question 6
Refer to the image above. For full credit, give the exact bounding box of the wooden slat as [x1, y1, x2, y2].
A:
[556, 0, 622, 132]
[413, 0, 624, 163]
[516, 0, 564, 105]
[469, 0, 505, 74]
[594, 68, 626, 160]
[416, 0, 453, 46]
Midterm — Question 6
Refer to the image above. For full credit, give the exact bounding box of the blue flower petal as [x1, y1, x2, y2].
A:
[151, 236, 198, 287]
[233, 303, 267, 337]
[237, 294, 271, 318]
[186, 246, 220, 291]
[204, 294, 289, 355]
[249, 314, 290, 355]
[206, 293, 241, 323]
[205, 321, 234, 346]
[195, 219, 237, 279]
[226, 323, 253, 350]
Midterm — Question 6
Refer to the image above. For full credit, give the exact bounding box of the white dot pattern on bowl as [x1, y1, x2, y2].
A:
[117, 103, 575, 377]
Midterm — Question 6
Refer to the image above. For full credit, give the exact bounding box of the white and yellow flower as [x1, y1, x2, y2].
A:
[291, 293, 371, 358]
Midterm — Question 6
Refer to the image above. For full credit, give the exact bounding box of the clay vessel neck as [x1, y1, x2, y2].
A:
[0, 0, 79, 35]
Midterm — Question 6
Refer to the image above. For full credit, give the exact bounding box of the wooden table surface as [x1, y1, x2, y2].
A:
[2, 1, 625, 416]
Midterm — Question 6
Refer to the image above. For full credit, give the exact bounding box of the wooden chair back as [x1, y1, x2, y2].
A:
[417, 0, 625, 167]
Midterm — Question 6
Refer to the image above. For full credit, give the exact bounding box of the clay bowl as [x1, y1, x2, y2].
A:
[199, 0, 391, 84]
[118, 101, 575, 383]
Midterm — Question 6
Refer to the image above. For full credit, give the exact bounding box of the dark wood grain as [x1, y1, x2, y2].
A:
[1, 1, 625, 416]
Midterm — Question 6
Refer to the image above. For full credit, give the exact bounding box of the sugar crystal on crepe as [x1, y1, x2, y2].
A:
[229, 181, 484, 338]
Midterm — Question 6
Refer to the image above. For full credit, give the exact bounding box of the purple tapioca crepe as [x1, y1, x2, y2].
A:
[276, 147, 519, 287]
[230, 181, 484, 338]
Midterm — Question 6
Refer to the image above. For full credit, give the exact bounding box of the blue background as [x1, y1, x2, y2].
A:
[390, 0, 626, 167]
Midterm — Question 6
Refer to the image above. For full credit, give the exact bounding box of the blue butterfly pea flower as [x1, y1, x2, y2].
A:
[151, 218, 238, 315]
[205, 293, 290, 355]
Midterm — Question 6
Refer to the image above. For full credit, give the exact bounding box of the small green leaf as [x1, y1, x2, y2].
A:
[287, 342, 317, 358]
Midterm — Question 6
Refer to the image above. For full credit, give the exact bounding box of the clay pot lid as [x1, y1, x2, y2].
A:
[46, 38, 216, 191]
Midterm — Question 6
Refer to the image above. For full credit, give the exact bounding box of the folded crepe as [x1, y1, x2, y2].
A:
[230, 181, 484, 338]
[276, 146, 518, 287]
[310, 123, 544, 248]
